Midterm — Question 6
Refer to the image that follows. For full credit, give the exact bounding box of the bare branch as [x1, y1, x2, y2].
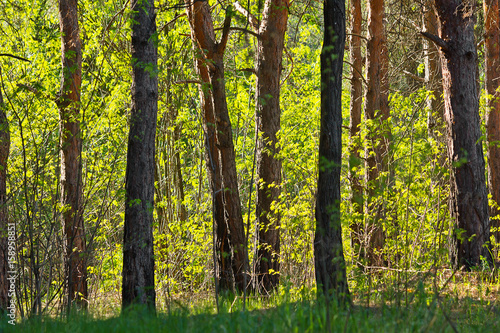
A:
[0, 53, 30, 62]
[216, 9, 233, 54]
[403, 70, 426, 83]
[233, 1, 259, 31]
[214, 26, 260, 39]
[174, 80, 202, 85]
[421, 31, 449, 52]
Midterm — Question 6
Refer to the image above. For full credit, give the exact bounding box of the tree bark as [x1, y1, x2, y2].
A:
[254, 0, 289, 294]
[432, 0, 491, 269]
[185, 1, 249, 292]
[348, 0, 364, 258]
[57, 0, 87, 310]
[122, 0, 157, 310]
[314, 0, 350, 304]
[484, 0, 500, 243]
[364, 0, 390, 267]
[0, 79, 10, 313]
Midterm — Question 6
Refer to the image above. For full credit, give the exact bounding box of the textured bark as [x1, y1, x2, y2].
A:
[254, 0, 289, 294]
[57, 0, 87, 309]
[314, 0, 350, 303]
[364, 0, 390, 266]
[484, 0, 500, 243]
[424, 1, 444, 139]
[433, 0, 491, 269]
[186, 1, 249, 292]
[348, 0, 364, 256]
[122, 0, 157, 310]
[0, 83, 10, 312]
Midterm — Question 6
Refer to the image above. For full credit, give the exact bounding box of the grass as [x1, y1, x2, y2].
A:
[3, 272, 499, 332]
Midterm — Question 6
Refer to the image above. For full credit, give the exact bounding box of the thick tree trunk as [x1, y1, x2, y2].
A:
[57, 0, 87, 309]
[186, 1, 249, 292]
[0, 84, 10, 312]
[314, 0, 350, 304]
[484, 0, 500, 243]
[364, 0, 390, 267]
[122, 0, 157, 310]
[432, 0, 491, 269]
[254, 0, 288, 294]
[348, 0, 364, 258]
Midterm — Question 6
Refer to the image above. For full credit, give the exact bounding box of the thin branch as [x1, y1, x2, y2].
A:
[403, 70, 426, 83]
[237, 68, 256, 74]
[346, 33, 368, 41]
[343, 59, 368, 87]
[233, 1, 259, 31]
[421, 31, 449, 52]
[214, 26, 260, 39]
[280, 46, 294, 87]
[0, 53, 30, 62]
[174, 80, 202, 85]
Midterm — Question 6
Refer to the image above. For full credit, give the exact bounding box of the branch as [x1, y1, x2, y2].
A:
[420, 32, 449, 52]
[174, 80, 202, 85]
[214, 26, 260, 39]
[403, 70, 426, 83]
[237, 68, 256, 74]
[0, 53, 30, 62]
[216, 8, 233, 54]
[233, 1, 259, 31]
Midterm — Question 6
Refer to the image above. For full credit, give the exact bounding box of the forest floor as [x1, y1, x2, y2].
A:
[4, 269, 500, 332]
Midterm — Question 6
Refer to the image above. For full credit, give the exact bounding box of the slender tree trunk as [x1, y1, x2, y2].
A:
[254, 0, 289, 294]
[122, 0, 157, 310]
[0, 81, 10, 312]
[314, 0, 350, 304]
[194, 49, 233, 291]
[57, 0, 87, 309]
[484, 0, 500, 244]
[186, 1, 249, 292]
[364, 0, 390, 267]
[429, 0, 491, 269]
[424, 1, 444, 140]
[348, 0, 364, 258]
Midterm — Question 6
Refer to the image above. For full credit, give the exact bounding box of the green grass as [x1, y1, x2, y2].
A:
[3, 286, 499, 332]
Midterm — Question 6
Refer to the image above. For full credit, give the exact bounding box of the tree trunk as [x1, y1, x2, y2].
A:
[185, 1, 249, 292]
[348, 0, 364, 259]
[194, 48, 233, 291]
[431, 0, 491, 269]
[484, 0, 500, 244]
[122, 0, 157, 310]
[0, 80, 10, 313]
[364, 0, 390, 267]
[57, 0, 87, 310]
[314, 0, 350, 304]
[254, 0, 289, 294]
[424, 1, 444, 140]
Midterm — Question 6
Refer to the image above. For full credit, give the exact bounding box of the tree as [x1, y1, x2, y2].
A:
[348, 0, 364, 259]
[252, 0, 289, 294]
[185, 1, 249, 292]
[483, 0, 500, 243]
[364, 0, 390, 267]
[57, 0, 87, 309]
[0, 73, 10, 313]
[424, 0, 491, 269]
[122, 0, 157, 309]
[314, 0, 350, 303]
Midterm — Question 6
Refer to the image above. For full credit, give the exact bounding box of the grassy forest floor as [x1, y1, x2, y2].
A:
[4, 269, 500, 332]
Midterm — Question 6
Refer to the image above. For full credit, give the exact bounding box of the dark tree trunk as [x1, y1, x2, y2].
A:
[254, 0, 289, 294]
[185, 1, 249, 292]
[194, 50, 233, 291]
[430, 0, 491, 269]
[57, 0, 87, 310]
[364, 0, 390, 267]
[0, 81, 10, 312]
[484, 0, 500, 244]
[348, 0, 364, 258]
[122, 0, 157, 310]
[314, 0, 350, 304]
